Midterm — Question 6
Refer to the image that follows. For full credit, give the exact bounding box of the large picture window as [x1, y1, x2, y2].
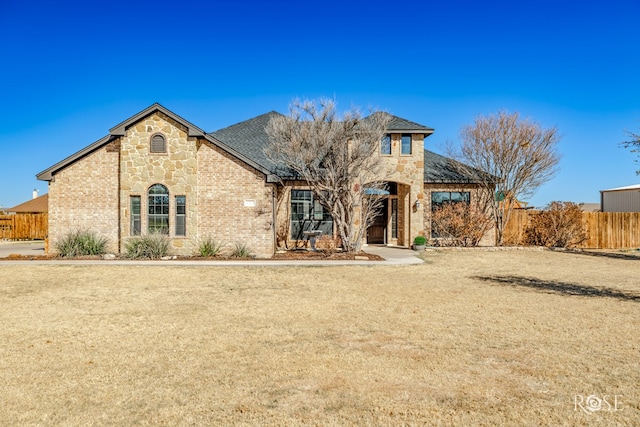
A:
[148, 184, 169, 234]
[431, 191, 471, 238]
[290, 190, 333, 239]
[431, 191, 471, 210]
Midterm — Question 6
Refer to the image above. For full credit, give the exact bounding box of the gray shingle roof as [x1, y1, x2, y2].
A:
[423, 150, 488, 184]
[211, 111, 434, 174]
[209, 111, 292, 176]
[386, 114, 434, 133]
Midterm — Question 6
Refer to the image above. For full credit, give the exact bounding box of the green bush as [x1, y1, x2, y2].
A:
[230, 242, 252, 258]
[55, 230, 108, 257]
[413, 235, 427, 246]
[124, 233, 171, 259]
[197, 237, 223, 257]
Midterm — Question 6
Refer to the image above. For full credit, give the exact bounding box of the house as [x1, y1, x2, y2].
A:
[37, 103, 489, 256]
[600, 184, 640, 212]
[6, 193, 49, 214]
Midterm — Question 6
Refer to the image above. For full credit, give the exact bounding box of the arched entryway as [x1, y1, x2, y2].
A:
[366, 182, 411, 246]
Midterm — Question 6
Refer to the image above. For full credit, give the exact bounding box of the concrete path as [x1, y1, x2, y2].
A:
[0, 242, 423, 266]
[0, 240, 45, 257]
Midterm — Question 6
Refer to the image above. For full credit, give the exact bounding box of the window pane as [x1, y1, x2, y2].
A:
[130, 196, 141, 236]
[391, 198, 398, 239]
[148, 184, 169, 234]
[381, 135, 391, 155]
[175, 195, 186, 236]
[401, 134, 412, 155]
[290, 190, 333, 239]
[431, 192, 450, 209]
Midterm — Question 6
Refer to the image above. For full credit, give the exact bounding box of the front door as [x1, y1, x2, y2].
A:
[367, 204, 387, 244]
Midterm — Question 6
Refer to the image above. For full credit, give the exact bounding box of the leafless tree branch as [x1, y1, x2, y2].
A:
[264, 98, 390, 252]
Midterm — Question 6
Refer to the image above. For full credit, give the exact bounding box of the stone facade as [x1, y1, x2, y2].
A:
[379, 133, 426, 246]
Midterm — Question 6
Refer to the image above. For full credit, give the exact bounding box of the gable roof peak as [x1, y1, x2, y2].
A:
[108, 103, 207, 138]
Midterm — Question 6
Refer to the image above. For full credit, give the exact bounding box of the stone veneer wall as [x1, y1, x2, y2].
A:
[47, 143, 120, 253]
[380, 133, 426, 246]
[423, 183, 495, 246]
[274, 132, 427, 249]
[197, 140, 275, 257]
[119, 112, 199, 255]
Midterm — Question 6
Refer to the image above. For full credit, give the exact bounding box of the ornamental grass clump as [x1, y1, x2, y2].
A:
[124, 233, 171, 259]
[55, 229, 108, 257]
[230, 241, 252, 258]
[197, 237, 223, 257]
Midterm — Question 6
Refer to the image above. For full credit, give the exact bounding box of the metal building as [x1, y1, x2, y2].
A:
[600, 184, 640, 212]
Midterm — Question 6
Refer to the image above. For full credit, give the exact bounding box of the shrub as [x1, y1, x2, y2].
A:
[430, 202, 492, 247]
[523, 201, 588, 248]
[55, 229, 108, 257]
[230, 242, 252, 258]
[124, 233, 171, 259]
[413, 235, 427, 246]
[197, 237, 223, 257]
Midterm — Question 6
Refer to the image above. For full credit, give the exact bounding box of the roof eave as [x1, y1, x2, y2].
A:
[388, 128, 434, 134]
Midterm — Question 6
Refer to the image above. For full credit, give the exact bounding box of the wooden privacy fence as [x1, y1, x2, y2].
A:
[504, 210, 640, 249]
[0, 213, 48, 240]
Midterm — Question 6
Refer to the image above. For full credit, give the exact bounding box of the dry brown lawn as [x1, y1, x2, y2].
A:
[0, 250, 638, 426]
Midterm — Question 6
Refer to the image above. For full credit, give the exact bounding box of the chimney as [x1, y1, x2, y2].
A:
[33, 189, 39, 199]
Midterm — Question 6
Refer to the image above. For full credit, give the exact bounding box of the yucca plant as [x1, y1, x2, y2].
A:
[124, 232, 171, 259]
[230, 241, 252, 258]
[55, 229, 108, 258]
[197, 236, 223, 257]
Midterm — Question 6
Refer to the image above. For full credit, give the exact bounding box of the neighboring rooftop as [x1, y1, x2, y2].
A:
[601, 184, 640, 192]
[7, 193, 48, 213]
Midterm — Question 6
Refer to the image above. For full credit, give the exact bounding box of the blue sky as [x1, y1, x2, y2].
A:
[1, 0, 639, 209]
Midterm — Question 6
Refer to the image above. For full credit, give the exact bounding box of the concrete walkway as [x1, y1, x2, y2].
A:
[0, 242, 423, 266]
[0, 240, 45, 257]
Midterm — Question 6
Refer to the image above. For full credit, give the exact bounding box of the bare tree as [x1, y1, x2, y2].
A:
[622, 128, 640, 174]
[451, 110, 561, 245]
[265, 98, 390, 252]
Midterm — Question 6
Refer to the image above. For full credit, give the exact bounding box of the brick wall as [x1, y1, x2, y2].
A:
[197, 140, 275, 257]
[48, 143, 120, 253]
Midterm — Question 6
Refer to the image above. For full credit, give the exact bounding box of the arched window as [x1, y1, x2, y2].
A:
[148, 184, 169, 234]
[150, 134, 166, 153]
